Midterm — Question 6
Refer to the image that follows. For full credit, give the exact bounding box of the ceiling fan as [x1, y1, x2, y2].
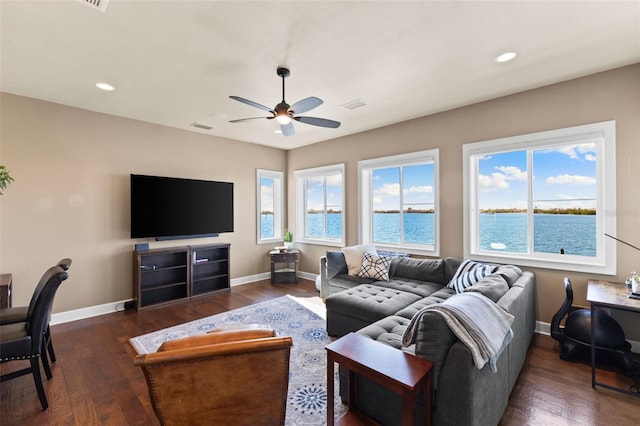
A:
[229, 67, 341, 136]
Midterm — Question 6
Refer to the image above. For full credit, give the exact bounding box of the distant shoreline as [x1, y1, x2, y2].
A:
[480, 208, 596, 215]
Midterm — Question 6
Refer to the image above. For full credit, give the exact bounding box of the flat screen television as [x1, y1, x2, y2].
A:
[130, 174, 234, 240]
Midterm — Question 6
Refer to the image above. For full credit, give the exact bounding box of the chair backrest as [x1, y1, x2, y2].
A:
[28, 266, 69, 352]
[135, 330, 293, 426]
[26, 259, 72, 319]
[550, 277, 575, 339]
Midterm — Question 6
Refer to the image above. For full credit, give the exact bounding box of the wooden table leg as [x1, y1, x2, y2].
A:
[327, 354, 335, 426]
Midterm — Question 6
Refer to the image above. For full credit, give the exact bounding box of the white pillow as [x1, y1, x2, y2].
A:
[448, 259, 495, 293]
[341, 244, 377, 276]
[359, 252, 391, 281]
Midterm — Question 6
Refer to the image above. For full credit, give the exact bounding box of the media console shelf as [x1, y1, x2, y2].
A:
[133, 243, 230, 310]
[191, 243, 230, 297]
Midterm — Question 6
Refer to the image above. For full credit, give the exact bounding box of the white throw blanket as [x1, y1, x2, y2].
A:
[402, 292, 514, 372]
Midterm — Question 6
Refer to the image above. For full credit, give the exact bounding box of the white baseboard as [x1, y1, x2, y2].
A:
[51, 271, 319, 325]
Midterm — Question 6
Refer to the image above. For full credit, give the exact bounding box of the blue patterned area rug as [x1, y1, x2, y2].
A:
[129, 295, 347, 425]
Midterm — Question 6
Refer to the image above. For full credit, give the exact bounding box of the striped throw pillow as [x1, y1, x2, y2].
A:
[448, 259, 495, 293]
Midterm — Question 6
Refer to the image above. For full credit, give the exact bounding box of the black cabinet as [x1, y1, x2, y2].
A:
[133, 243, 230, 310]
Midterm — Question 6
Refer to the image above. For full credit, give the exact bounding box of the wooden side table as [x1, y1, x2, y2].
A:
[269, 250, 299, 284]
[1, 273, 12, 308]
[326, 332, 433, 426]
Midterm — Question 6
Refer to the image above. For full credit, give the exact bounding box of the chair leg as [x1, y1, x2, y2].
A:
[41, 340, 53, 380]
[30, 357, 48, 410]
[46, 326, 56, 363]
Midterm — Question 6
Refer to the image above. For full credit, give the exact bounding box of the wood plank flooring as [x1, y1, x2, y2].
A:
[1, 279, 638, 425]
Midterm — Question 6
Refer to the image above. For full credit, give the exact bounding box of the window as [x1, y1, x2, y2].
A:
[359, 149, 439, 256]
[257, 169, 284, 244]
[463, 121, 616, 274]
[294, 164, 344, 246]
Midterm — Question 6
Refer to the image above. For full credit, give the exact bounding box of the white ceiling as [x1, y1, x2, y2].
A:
[1, 0, 639, 149]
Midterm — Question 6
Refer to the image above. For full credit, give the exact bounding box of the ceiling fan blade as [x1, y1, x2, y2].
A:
[229, 117, 270, 123]
[229, 96, 273, 113]
[290, 96, 323, 114]
[281, 122, 295, 136]
[294, 116, 341, 129]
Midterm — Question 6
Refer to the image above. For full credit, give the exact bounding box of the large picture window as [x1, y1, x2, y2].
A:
[359, 150, 439, 255]
[463, 121, 616, 274]
[257, 169, 283, 244]
[295, 164, 344, 246]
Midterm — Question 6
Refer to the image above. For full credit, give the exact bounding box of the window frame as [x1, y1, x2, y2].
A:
[358, 149, 440, 256]
[463, 120, 616, 275]
[294, 163, 345, 247]
[256, 169, 284, 245]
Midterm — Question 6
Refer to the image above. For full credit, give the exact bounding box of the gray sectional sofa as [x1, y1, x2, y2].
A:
[320, 252, 536, 426]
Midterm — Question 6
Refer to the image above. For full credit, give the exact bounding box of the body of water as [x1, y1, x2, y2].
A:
[261, 212, 596, 257]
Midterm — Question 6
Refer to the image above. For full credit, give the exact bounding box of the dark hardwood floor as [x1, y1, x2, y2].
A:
[1, 279, 638, 425]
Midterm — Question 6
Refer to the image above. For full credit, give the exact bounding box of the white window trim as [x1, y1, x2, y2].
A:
[358, 149, 440, 256]
[294, 163, 345, 247]
[463, 120, 616, 275]
[256, 169, 284, 245]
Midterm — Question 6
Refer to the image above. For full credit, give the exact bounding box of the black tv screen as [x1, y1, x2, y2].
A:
[130, 174, 234, 240]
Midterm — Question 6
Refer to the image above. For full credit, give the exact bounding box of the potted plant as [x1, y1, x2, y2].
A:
[283, 229, 294, 250]
[0, 165, 14, 195]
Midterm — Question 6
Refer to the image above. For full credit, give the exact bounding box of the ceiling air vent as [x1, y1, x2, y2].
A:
[342, 99, 367, 110]
[77, 0, 109, 13]
[190, 122, 214, 130]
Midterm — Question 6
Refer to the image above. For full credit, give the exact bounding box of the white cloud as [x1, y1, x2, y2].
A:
[478, 165, 525, 192]
[585, 154, 596, 161]
[478, 173, 509, 191]
[403, 185, 433, 194]
[546, 174, 596, 185]
[556, 142, 596, 159]
[373, 196, 383, 204]
[495, 166, 526, 181]
[375, 183, 400, 196]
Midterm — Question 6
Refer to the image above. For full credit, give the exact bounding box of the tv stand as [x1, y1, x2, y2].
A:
[133, 243, 230, 310]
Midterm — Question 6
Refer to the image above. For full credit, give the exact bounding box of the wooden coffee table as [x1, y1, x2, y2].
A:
[326, 332, 433, 426]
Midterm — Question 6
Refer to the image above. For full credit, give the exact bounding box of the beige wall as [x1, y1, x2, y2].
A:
[1, 64, 638, 330]
[288, 64, 640, 327]
[0, 93, 286, 313]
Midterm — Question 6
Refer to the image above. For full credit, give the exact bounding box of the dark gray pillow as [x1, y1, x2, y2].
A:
[463, 273, 509, 302]
[326, 251, 347, 279]
[493, 265, 523, 287]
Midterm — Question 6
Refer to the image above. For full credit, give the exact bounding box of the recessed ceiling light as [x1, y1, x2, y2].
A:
[274, 129, 283, 134]
[96, 82, 115, 91]
[495, 52, 517, 63]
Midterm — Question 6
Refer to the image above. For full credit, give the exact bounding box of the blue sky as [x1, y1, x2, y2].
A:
[306, 174, 343, 211]
[372, 164, 435, 211]
[477, 143, 597, 210]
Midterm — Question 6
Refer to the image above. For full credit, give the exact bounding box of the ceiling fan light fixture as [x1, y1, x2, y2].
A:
[275, 114, 292, 125]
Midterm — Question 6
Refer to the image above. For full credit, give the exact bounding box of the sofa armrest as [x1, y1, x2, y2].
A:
[320, 256, 330, 299]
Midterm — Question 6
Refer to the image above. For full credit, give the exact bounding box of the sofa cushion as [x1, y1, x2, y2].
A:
[357, 315, 410, 349]
[342, 244, 377, 276]
[389, 257, 445, 284]
[359, 252, 391, 281]
[463, 273, 510, 303]
[493, 264, 523, 287]
[448, 259, 495, 293]
[326, 284, 422, 329]
[394, 287, 456, 319]
[381, 279, 445, 299]
[327, 274, 375, 291]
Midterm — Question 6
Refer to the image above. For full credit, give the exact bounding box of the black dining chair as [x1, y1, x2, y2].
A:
[0, 265, 69, 410]
[0, 258, 71, 379]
